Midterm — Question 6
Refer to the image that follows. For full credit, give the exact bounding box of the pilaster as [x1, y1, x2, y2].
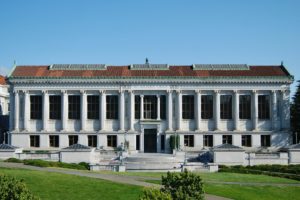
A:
[42, 90, 49, 131]
[81, 90, 87, 131]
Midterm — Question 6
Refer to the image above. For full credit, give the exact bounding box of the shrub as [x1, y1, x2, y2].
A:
[161, 169, 205, 200]
[0, 174, 39, 200]
[169, 135, 180, 150]
[139, 188, 172, 200]
[4, 158, 23, 163]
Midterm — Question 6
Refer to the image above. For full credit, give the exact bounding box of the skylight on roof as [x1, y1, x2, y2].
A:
[192, 64, 249, 70]
[49, 64, 107, 70]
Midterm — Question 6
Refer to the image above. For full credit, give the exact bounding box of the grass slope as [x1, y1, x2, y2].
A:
[0, 168, 143, 200]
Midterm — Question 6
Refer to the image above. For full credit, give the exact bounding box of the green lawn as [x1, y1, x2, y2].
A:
[1, 167, 300, 200]
[100, 171, 300, 183]
[0, 168, 143, 200]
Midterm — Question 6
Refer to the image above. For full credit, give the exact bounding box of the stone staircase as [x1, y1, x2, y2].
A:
[124, 153, 184, 172]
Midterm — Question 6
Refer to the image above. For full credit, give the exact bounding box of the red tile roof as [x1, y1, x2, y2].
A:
[10, 65, 291, 78]
[0, 75, 7, 85]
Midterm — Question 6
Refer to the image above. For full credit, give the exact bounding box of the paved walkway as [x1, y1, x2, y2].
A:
[0, 162, 231, 200]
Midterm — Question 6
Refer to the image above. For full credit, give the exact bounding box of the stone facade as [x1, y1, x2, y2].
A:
[7, 64, 293, 153]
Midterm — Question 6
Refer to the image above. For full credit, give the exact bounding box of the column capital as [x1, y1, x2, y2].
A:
[176, 90, 181, 94]
[271, 90, 277, 94]
[42, 90, 48, 94]
[195, 89, 201, 94]
[128, 90, 134, 94]
[214, 90, 220, 94]
[167, 89, 173, 93]
[61, 90, 68, 94]
[22, 90, 29, 94]
[99, 90, 106, 94]
[156, 94, 161, 98]
[252, 90, 257, 94]
[233, 90, 239, 94]
[80, 90, 86, 94]
[118, 89, 124, 94]
[140, 94, 144, 98]
[13, 90, 20, 94]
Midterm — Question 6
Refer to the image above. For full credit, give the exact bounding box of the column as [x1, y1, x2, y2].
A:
[61, 90, 68, 131]
[252, 90, 258, 130]
[195, 90, 201, 131]
[140, 95, 144, 120]
[272, 90, 278, 130]
[214, 90, 220, 131]
[81, 90, 87, 131]
[100, 90, 106, 131]
[23, 91, 29, 131]
[119, 90, 125, 131]
[177, 90, 182, 130]
[167, 90, 173, 131]
[42, 90, 49, 131]
[129, 90, 135, 131]
[157, 95, 161, 120]
[234, 90, 239, 131]
[14, 90, 19, 131]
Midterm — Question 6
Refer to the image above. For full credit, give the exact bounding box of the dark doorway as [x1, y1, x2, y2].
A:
[161, 135, 165, 152]
[144, 129, 157, 153]
[136, 135, 140, 150]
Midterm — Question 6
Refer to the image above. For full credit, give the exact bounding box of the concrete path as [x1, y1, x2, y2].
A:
[0, 162, 231, 200]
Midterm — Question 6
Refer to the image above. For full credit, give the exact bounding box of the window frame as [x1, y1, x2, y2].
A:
[220, 95, 232, 119]
[49, 135, 59, 147]
[160, 95, 166, 120]
[242, 135, 252, 147]
[184, 135, 194, 147]
[201, 95, 213, 119]
[258, 95, 270, 120]
[49, 95, 61, 120]
[144, 95, 157, 119]
[106, 95, 119, 119]
[182, 95, 195, 119]
[68, 135, 78, 146]
[30, 135, 40, 147]
[261, 135, 271, 147]
[30, 95, 42, 120]
[135, 95, 140, 119]
[107, 135, 117, 147]
[87, 95, 100, 119]
[88, 135, 97, 147]
[68, 95, 81, 120]
[239, 95, 251, 119]
[203, 135, 213, 147]
[222, 135, 233, 144]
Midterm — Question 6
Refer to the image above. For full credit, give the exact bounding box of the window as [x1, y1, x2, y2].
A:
[69, 135, 78, 146]
[204, 135, 213, 147]
[201, 95, 213, 119]
[184, 135, 194, 147]
[30, 96, 42, 119]
[87, 96, 99, 119]
[107, 135, 117, 147]
[220, 95, 232, 119]
[88, 135, 97, 147]
[160, 95, 166, 119]
[49, 96, 61, 119]
[144, 96, 157, 119]
[106, 96, 118, 119]
[30, 135, 40, 147]
[242, 135, 251, 147]
[135, 95, 140, 119]
[68, 96, 80, 119]
[136, 135, 140, 150]
[182, 95, 194, 119]
[49, 135, 59, 147]
[161, 135, 165, 151]
[258, 95, 270, 119]
[222, 135, 232, 144]
[239, 95, 251, 119]
[261, 135, 271, 147]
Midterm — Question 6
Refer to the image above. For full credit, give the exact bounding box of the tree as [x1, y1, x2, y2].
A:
[161, 170, 205, 200]
[291, 81, 300, 144]
[140, 188, 172, 200]
[0, 175, 39, 200]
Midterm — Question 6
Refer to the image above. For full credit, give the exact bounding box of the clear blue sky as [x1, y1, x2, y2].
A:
[0, 0, 299, 95]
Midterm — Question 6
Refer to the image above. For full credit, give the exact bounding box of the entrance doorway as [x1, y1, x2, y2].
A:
[144, 129, 157, 153]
